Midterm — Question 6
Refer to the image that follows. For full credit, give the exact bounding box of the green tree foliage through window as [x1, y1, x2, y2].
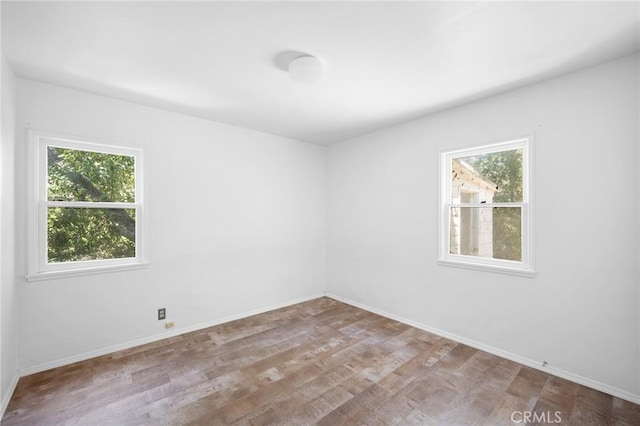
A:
[47, 146, 136, 263]
[459, 148, 523, 261]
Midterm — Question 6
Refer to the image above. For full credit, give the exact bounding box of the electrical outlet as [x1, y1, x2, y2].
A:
[158, 308, 166, 320]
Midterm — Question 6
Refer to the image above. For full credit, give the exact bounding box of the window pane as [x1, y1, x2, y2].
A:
[48, 146, 135, 202]
[449, 207, 521, 261]
[48, 207, 136, 263]
[451, 148, 522, 203]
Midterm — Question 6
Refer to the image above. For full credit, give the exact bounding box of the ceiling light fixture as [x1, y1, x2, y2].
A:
[288, 55, 324, 84]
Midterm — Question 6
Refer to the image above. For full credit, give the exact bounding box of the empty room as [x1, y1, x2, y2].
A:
[1, 1, 639, 425]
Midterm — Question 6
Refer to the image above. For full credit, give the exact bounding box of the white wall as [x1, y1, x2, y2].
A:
[15, 79, 326, 372]
[1, 56, 18, 412]
[327, 54, 640, 400]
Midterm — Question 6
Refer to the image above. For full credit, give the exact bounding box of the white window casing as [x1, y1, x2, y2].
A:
[438, 136, 534, 277]
[26, 129, 148, 281]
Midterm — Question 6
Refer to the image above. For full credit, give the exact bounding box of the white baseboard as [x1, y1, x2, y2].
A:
[1, 372, 20, 418]
[19, 293, 325, 377]
[326, 293, 640, 405]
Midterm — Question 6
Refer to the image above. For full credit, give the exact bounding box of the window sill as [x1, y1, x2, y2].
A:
[437, 259, 536, 278]
[26, 262, 149, 282]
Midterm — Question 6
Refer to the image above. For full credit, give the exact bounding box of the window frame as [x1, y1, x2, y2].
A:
[27, 130, 148, 281]
[438, 136, 535, 277]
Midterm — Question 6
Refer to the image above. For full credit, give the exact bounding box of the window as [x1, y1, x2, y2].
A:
[439, 137, 533, 276]
[27, 131, 146, 281]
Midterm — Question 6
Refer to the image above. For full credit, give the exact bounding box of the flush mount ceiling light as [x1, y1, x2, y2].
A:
[288, 55, 324, 84]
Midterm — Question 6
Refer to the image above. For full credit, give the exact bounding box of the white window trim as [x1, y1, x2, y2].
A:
[26, 129, 148, 282]
[438, 136, 535, 277]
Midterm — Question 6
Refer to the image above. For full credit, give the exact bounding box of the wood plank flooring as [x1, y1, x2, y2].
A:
[3, 297, 639, 425]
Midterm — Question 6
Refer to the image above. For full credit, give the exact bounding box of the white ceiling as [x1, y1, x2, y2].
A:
[2, 1, 639, 145]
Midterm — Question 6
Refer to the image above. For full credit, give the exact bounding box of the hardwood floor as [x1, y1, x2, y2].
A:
[3, 297, 638, 425]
